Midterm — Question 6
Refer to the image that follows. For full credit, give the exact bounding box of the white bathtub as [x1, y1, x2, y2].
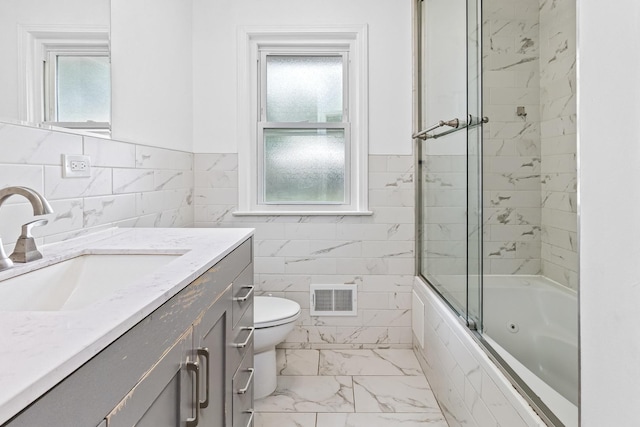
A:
[483, 275, 578, 426]
[425, 274, 578, 426]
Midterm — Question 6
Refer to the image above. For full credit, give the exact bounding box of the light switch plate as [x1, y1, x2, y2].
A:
[62, 154, 91, 178]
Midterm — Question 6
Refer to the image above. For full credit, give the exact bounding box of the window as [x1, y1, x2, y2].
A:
[237, 27, 370, 215]
[260, 53, 348, 205]
[43, 45, 111, 132]
[19, 27, 110, 134]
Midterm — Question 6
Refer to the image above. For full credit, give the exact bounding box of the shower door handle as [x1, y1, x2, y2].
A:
[412, 117, 462, 140]
[413, 115, 488, 140]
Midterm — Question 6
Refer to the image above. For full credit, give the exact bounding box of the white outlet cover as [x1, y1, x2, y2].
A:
[62, 154, 91, 178]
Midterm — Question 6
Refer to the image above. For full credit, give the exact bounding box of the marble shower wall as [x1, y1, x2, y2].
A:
[482, 0, 542, 276]
[482, 0, 577, 289]
[0, 122, 194, 252]
[539, 0, 577, 290]
[194, 153, 415, 348]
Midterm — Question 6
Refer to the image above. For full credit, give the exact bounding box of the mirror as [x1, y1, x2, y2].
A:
[0, 0, 110, 134]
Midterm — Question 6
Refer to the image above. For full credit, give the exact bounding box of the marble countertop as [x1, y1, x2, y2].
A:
[0, 227, 254, 425]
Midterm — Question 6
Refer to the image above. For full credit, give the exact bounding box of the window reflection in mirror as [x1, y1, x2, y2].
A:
[0, 0, 110, 135]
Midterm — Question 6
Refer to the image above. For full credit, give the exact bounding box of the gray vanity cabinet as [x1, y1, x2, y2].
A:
[3, 238, 253, 427]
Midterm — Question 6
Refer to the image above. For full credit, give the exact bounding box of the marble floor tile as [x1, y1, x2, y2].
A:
[353, 376, 441, 413]
[319, 349, 423, 376]
[254, 412, 317, 427]
[255, 376, 355, 413]
[277, 349, 320, 375]
[316, 413, 449, 427]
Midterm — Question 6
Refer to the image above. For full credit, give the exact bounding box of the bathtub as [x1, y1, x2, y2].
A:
[421, 274, 578, 426]
[483, 275, 578, 426]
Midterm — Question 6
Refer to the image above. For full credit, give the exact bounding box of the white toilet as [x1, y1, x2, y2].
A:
[253, 296, 301, 399]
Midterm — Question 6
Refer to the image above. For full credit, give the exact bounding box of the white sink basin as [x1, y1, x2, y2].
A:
[0, 254, 181, 311]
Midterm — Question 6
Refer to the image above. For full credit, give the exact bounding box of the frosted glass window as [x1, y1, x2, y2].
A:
[263, 129, 345, 203]
[266, 56, 343, 123]
[56, 56, 110, 122]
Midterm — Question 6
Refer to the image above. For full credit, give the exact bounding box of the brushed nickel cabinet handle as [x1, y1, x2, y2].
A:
[232, 327, 255, 348]
[243, 409, 255, 427]
[233, 285, 255, 302]
[186, 361, 200, 427]
[237, 368, 255, 394]
[196, 348, 210, 408]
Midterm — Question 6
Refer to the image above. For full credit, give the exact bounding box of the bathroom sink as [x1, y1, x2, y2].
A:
[0, 254, 181, 311]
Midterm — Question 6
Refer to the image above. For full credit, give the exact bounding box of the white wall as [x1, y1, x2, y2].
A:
[0, 0, 109, 121]
[578, 1, 640, 425]
[192, 0, 413, 155]
[111, 0, 194, 152]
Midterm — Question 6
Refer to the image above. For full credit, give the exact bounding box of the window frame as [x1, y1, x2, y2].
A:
[236, 26, 370, 215]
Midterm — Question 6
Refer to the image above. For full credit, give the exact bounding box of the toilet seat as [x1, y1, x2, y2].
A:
[254, 296, 301, 328]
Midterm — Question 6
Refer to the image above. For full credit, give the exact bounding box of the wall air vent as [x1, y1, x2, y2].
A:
[310, 284, 357, 316]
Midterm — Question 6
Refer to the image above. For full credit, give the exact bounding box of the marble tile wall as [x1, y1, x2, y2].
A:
[421, 153, 469, 311]
[481, 0, 577, 290]
[539, 0, 577, 290]
[482, 0, 543, 276]
[413, 277, 546, 427]
[422, 154, 467, 279]
[194, 153, 415, 348]
[0, 122, 194, 253]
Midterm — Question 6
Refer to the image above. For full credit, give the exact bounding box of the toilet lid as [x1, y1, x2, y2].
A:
[254, 296, 301, 327]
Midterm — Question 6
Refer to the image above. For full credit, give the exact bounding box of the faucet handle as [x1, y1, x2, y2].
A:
[9, 219, 48, 263]
[21, 219, 48, 239]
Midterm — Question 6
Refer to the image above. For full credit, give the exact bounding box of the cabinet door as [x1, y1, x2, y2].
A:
[195, 286, 233, 427]
[106, 328, 196, 427]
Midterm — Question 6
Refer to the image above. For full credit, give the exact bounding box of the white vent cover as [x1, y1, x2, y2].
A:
[310, 284, 357, 316]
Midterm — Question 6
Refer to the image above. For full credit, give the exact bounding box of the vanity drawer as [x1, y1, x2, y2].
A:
[232, 263, 254, 328]
[230, 301, 253, 371]
[229, 238, 253, 274]
[232, 352, 254, 427]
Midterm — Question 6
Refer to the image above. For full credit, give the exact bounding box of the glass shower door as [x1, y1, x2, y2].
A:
[417, 0, 482, 327]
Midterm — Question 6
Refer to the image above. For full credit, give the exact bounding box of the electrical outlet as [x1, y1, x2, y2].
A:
[62, 154, 91, 178]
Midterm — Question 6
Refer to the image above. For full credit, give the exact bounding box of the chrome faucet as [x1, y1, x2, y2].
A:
[0, 186, 54, 271]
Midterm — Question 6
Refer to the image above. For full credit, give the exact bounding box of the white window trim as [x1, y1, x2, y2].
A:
[17, 24, 110, 127]
[236, 25, 370, 216]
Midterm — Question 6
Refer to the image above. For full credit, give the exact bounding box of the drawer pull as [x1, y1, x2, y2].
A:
[233, 285, 255, 302]
[186, 360, 200, 427]
[232, 327, 255, 348]
[243, 409, 255, 427]
[237, 368, 255, 394]
[196, 348, 210, 408]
